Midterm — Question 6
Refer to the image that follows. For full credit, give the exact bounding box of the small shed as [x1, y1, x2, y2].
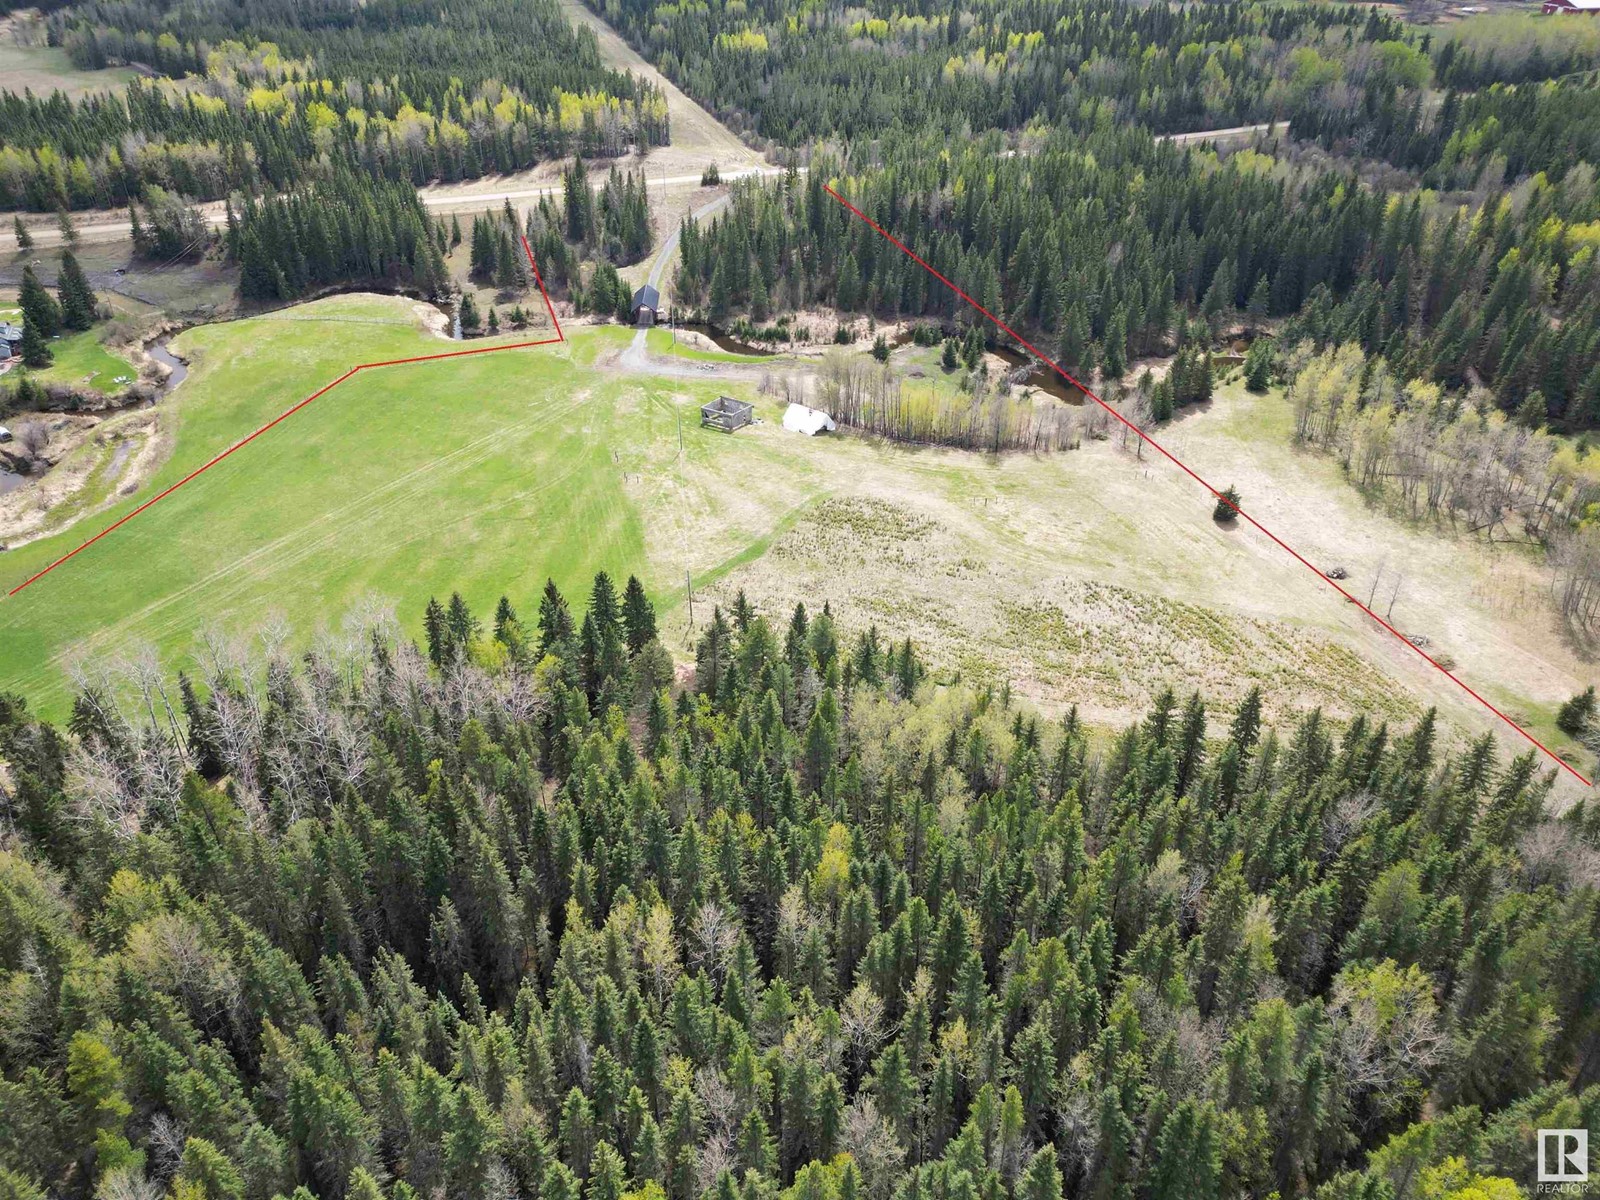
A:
[701, 395, 754, 433]
[0, 322, 22, 358]
[783, 403, 836, 436]
[631, 284, 661, 326]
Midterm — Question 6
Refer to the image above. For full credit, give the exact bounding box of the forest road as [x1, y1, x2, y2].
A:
[556, 0, 763, 174]
[617, 190, 756, 375]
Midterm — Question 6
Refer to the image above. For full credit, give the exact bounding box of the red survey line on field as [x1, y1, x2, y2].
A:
[7, 236, 563, 598]
[825, 183, 1593, 787]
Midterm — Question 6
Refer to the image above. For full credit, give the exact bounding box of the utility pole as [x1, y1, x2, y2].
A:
[685, 571, 695, 627]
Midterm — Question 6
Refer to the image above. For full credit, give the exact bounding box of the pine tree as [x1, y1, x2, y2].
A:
[1244, 338, 1272, 392]
[18, 265, 61, 339]
[176, 1138, 245, 1200]
[1557, 686, 1596, 736]
[1213, 486, 1241, 523]
[1146, 1101, 1222, 1200]
[57, 251, 96, 332]
[1247, 275, 1270, 328]
[1103, 308, 1128, 379]
[460, 292, 482, 334]
[622, 575, 657, 654]
[19, 319, 52, 368]
[12, 216, 32, 250]
[424, 596, 449, 666]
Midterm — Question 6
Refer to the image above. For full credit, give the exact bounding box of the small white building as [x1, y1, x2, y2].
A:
[0, 427, 11, 444]
[783, 403, 836, 436]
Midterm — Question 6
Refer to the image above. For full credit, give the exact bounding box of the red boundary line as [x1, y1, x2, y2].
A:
[6, 235, 564, 599]
[824, 183, 1593, 788]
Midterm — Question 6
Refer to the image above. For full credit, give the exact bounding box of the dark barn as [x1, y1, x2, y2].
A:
[631, 284, 661, 326]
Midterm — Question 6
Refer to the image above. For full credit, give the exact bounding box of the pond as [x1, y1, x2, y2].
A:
[672, 322, 777, 357]
[990, 344, 1085, 405]
[0, 468, 23, 495]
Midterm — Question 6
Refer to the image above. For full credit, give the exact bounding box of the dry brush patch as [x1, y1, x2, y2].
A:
[699, 491, 1419, 729]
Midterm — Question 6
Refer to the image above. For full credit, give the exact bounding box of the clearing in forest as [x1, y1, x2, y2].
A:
[0, 292, 1591, 789]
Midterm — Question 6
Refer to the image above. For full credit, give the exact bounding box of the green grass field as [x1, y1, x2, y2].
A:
[0, 39, 139, 100]
[24, 330, 135, 392]
[646, 326, 775, 363]
[1, 306, 135, 391]
[0, 299, 809, 717]
[1, 294, 1591, 782]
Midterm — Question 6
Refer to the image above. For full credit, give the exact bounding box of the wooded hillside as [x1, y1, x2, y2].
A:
[0, 576, 1596, 1200]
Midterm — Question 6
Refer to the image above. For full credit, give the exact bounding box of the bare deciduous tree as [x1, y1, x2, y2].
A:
[690, 901, 740, 986]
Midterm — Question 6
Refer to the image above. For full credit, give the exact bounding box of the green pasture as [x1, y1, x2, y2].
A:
[0, 298, 795, 716]
[24, 330, 135, 392]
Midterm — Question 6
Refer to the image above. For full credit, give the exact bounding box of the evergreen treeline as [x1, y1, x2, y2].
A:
[678, 127, 1600, 427]
[231, 175, 448, 302]
[589, 0, 1411, 145]
[561, 158, 654, 268]
[448, 191, 650, 322]
[0, 0, 668, 211]
[1, 576, 1597, 1200]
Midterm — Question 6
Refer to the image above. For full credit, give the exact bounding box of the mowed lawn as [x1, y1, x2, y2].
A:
[28, 330, 136, 391]
[0, 297, 793, 716]
[0, 309, 133, 393]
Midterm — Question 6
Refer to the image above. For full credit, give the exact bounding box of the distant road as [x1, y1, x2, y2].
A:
[417, 165, 782, 215]
[0, 120, 1287, 252]
[1158, 120, 1288, 145]
[0, 165, 787, 251]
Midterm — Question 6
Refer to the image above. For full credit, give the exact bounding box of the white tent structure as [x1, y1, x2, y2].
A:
[783, 403, 836, 436]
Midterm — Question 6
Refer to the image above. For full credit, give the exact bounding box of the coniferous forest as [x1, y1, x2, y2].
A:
[0, 0, 668, 212]
[6, 0, 1600, 1194]
[1, 576, 1598, 1200]
[575, 0, 1600, 437]
[677, 137, 1600, 428]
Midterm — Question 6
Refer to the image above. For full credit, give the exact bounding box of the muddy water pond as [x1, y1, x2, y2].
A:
[990, 345, 1085, 405]
[0, 468, 24, 495]
[673, 322, 777, 357]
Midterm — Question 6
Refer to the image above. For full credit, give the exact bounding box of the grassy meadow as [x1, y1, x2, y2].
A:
[0, 293, 1591, 783]
[29, 331, 135, 391]
[0, 299, 814, 716]
[0, 38, 140, 100]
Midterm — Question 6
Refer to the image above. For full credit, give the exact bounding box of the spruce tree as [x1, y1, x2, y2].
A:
[622, 575, 657, 654]
[459, 292, 482, 334]
[57, 251, 97, 332]
[1212, 485, 1241, 523]
[1244, 338, 1272, 392]
[19, 318, 52, 368]
[19, 265, 61, 339]
[1557, 686, 1596, 736]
